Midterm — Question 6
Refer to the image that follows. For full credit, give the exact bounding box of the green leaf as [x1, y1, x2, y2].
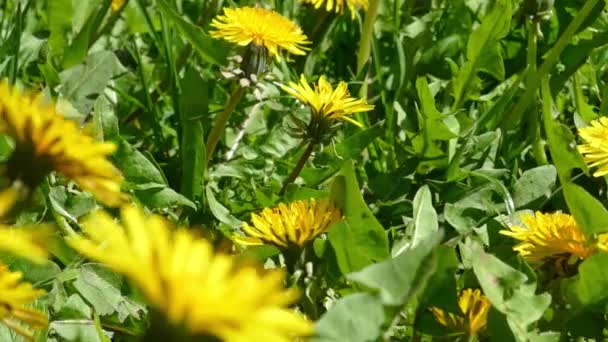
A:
[411, 185, 438, 248]
[59, 51, 126, 113]
[542, 79, 588, 183]
[416, 77, 457, 142]
[206, 186, 242, 228]
[418, 246, 460, 313]
[73, 264, 145, 321]
[313, 293, 385, 342]
[92, 96, 119, 141]
[46, 0, 72, 59]
[512, 165, 557, 208]
[473, 251, 551, 338]
[328, 160, 389, 274]
[113, 138, 166, 186]
[563, 183, 608, 236]
[347, 231, 442, 306]
[452, 0, 511, 107]
[156, 0, 226, 66]
[563, 253, 608, 308]
[179, 67, 207, 203]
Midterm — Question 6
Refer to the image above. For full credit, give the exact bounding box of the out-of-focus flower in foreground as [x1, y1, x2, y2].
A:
[68, 205, 313, 341]
[431, 288, 491, 337]
[0, 81, 124, 207]
[301, 0, 369, 19]
[0, 264, 48, 340]
[233, 199, 342, 249]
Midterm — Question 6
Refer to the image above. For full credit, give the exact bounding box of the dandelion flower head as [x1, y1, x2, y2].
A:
[431, 288, 491, 337]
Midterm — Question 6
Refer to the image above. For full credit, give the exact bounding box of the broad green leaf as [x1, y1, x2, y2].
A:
[206, 186, 242, 228]
[563, 253, 608, 313]
[179, 67, 207, 203]
[113, 138, 166, 186]
[73, 264, 144, 321]
[542, 79, 588, 183]
[411, 185, 438, 249]
[416, 77, 457, 142]
[347, 231, 442, 305]
[418, 246, 460, 313]
[52, 295, 103, 341]
[452, 0, 511, 107]
[512, 165, 557, 208]
[156, 0, 226, 66]
[59, 51, 126, 113]
[47, 0, 73, 59]
[313, 293, 385, 342]
[92, 96, 119, 141]
[328, 160, 389, 274]
[136, 187, 196, 210]
[473, 251, 551, 338]
[563, 183, 608, 236]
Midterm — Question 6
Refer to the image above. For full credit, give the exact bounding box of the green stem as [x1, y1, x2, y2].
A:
[205, 87, 246, 161]
[356, 0, 380, 75]
[527, 21, 548, 165]
[89, 0, 129, 47]
[504, 0, 600, 127]
[280, 141, 315, 195]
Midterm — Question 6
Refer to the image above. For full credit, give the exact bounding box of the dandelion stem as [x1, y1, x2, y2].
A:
[280, 141, 315, 195]
[527, 20, 548, 165]
[356, 0, 380, 75]
[205, 86, 246, 162]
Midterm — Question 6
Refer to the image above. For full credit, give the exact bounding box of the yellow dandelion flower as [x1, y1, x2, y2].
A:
[111, 0, 126, 12]
[0, 81, 124, 206]
[499, 212, 599, 264]
[431, 289, 491, 337]
[210, 7, 310, 59]
[0, 264, 48, 340]
[301, 0, 369, 19]
[68, 206, 313, 341]
[233, 199, 342, 249]
[0, 226, 49, 263]
[282, 74, 374, 128]
[578, 117, 608, 177]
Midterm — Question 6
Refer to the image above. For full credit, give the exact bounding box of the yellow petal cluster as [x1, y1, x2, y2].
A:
[68, 205, 313, 341]
[234, 199, 342, 249]
[301, 0, 369, 19]
[578, 117, 608, 177]
[0, 265, 48, 340]
[499, 212, 608, 264]
[282, 75, 374, 127]
[0, 226, 49, 263]
[0, 81, 124, 206]
[111, 0, 126, 12]
[431, 289, 491, 337]
[210, 7, 310, 59]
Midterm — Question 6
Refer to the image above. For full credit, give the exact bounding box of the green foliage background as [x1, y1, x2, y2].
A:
[1, 0, 608, 340]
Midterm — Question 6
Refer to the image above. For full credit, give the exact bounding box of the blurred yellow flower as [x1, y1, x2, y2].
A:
[210, 7, 310, 59]
[68, 206, 313, 341]
[0, 81, 124, 206]
[0, 226, 49, 263]
[431, 289, 490, 337]
[578, 117, 608, 177]
[111, 0, 126, 12]
[234, 199, 342, 249]
[302, 0, 369, 19]
[499, 212, 603, 264]
[282, 75, 374, 128]
[0, 264, 48, 340]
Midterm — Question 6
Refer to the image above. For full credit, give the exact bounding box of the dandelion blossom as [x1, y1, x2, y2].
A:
[210, 7, 310, 59]
[302, 0, 369, 19]
[111, 0, 126, 12]
[234, 199, 342, 249]
[0, 265, 48, 340]
[0, 226, 49, 263]
[431, 289, 491, 337]
[282, 74, 374, 128]
[578, 117, 608, 177]
[499, 212, 600, 264]
[0, 81, 124, 206]
[68, 205, 313, 341]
